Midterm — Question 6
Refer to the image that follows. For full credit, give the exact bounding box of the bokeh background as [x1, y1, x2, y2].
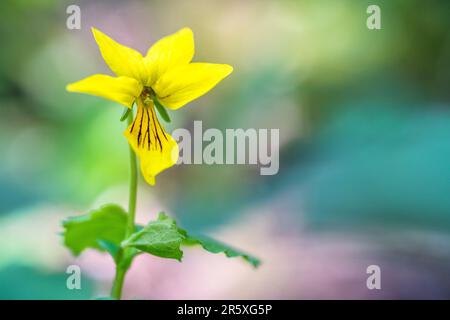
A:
[1, 0, 450, 299]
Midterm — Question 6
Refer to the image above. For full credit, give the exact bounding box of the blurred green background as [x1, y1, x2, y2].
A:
[1, 0, 450, 299]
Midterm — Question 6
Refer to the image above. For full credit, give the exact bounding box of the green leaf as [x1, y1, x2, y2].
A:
[122, 213, 184, 261]
[62, 204, 128, 256]
[153, 96, 171, 123]
[120, 107, 131, 121]
[121, 212, 261, 267]
[183, 234, 261, 268]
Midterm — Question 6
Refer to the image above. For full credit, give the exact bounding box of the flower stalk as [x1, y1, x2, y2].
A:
[111, 110, 138, 300]
[125, 110, 138, 239]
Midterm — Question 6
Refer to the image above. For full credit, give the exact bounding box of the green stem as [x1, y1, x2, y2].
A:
[110, 266, 126, 299]
[126, 111, 138, 239]
[111, 109, 138, 300]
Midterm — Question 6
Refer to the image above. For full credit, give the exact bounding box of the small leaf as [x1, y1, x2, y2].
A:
[97, 239, 121, 262]
[62, 204, 128, 256]
[183, 234, 261, 268]
[153, 96, 171, 123]
[97, 239, 140, 268]
[120, 107, 131, 121]
[122, 213, 184, 261]
[119, 248, 140, 270]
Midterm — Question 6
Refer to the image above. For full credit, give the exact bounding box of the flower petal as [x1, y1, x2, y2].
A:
[144, 28, 194, 86]
[152, 63, 233, 110]
[66, 74, 142, 108]
[92, 27, 148, 83]
[124, 99, 179, 185]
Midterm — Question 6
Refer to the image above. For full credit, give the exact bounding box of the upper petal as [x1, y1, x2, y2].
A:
[144, 28, 194, 86]
[66, 74, 143, 108]
[152, 63, 233, 110]
[92, 27, 148, 83]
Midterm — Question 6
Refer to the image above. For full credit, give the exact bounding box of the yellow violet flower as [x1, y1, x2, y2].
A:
[67, 27, 233, 185]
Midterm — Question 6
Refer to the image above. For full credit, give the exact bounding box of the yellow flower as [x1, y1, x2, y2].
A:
[66, 27, 233, 185]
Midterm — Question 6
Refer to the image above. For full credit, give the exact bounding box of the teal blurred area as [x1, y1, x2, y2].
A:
[1, 0, 450, 299]
[0, 265, 94, 299]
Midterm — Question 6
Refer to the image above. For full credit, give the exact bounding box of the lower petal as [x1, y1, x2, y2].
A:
[124, 98, 179, 185]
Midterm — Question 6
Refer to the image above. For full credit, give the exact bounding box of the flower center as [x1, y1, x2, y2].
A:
[141, 86, 156, 105]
